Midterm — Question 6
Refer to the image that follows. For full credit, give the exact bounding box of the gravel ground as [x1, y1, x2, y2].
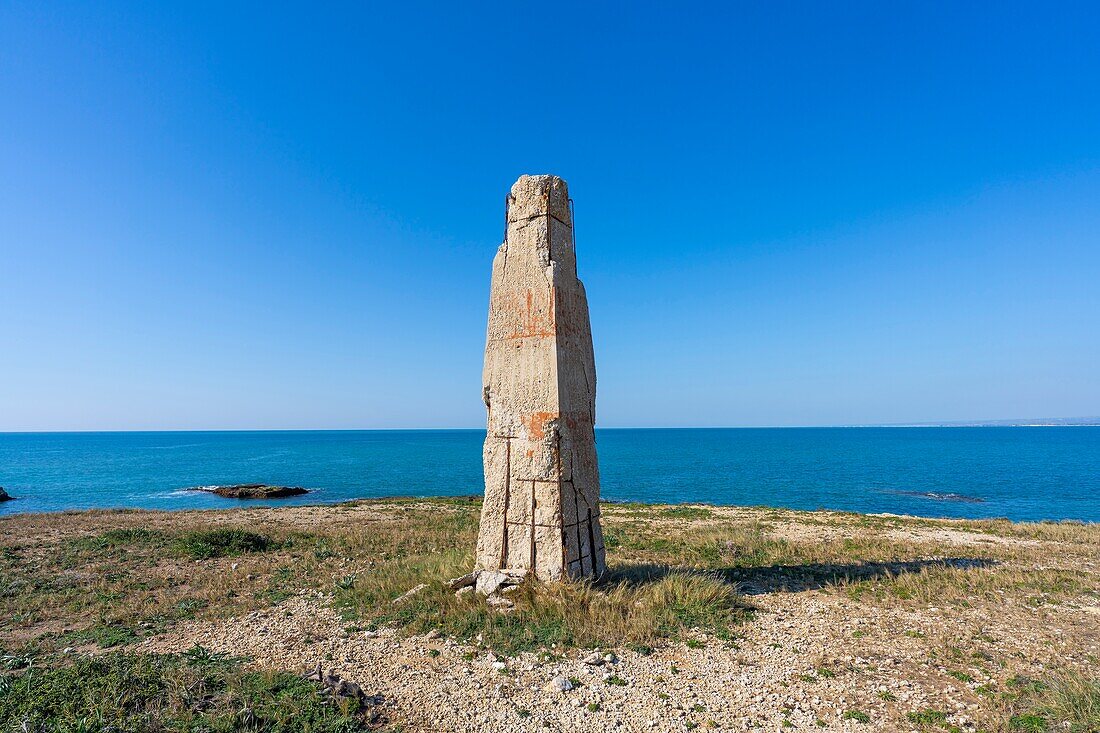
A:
[147, 579, 1099, 732]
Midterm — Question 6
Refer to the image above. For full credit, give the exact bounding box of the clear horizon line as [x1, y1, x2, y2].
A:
[2, 418, 1099, 435]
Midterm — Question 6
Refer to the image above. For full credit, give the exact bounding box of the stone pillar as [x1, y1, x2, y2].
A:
[475, 174, 606, 581]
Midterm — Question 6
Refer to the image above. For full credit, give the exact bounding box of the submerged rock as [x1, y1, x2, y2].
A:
[196, 484, 309, 499]
[0, 487, 12, 501]
[888, 489, 985, 504]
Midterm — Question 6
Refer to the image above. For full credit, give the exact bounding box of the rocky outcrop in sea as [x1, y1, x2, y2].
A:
[193, 484, 309, 499]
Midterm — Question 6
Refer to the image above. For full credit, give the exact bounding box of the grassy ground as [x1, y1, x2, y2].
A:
[1, 498, 1098, 731]
[0, 647, 378, 732]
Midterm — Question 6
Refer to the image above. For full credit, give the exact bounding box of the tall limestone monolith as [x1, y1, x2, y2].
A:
[475, 174, 606, 581]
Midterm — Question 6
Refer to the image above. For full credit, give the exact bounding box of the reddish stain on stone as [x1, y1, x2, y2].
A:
[522, 411, 558, 441]
[505, 288, 556, 340]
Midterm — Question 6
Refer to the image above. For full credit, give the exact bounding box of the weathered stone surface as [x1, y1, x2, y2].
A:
[474, 570, 512, 596]
[196, 484, 309, 499]
[475, 174, 606, 581]
[472, 567, 527, 596]
[447, 572, 477, 591]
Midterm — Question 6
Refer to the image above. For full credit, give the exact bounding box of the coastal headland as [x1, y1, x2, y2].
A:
[1, 499, 1097, 731]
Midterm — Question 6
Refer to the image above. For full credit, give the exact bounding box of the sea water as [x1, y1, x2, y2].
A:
[0, 428, 1097, 522]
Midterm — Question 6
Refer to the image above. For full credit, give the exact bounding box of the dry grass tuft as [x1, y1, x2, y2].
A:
[999, 672, 1100, 732]
[331, 548, 750, 654]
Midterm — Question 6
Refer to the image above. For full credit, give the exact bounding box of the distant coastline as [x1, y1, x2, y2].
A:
[873, 416, 1100, 428]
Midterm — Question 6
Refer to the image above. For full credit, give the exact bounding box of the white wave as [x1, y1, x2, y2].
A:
[142, 444, 204, 450]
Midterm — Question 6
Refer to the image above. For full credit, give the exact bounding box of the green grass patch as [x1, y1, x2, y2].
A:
[660, 506, 714, 520]
[173, 528, 277, 559]
[57, 623, 139, 649]
[1009, 714, 1048, 732]
[907, 709, 948, 726]
[72, 528, 168, 551]
[178, 643, 248, 669]
[0, 651, 378, 731]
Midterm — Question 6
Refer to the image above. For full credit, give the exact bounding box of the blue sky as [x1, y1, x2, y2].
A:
[1, 2, 1098, 430]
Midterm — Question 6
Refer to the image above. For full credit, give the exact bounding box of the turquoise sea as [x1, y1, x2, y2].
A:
[0, 428, 1097, 522]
